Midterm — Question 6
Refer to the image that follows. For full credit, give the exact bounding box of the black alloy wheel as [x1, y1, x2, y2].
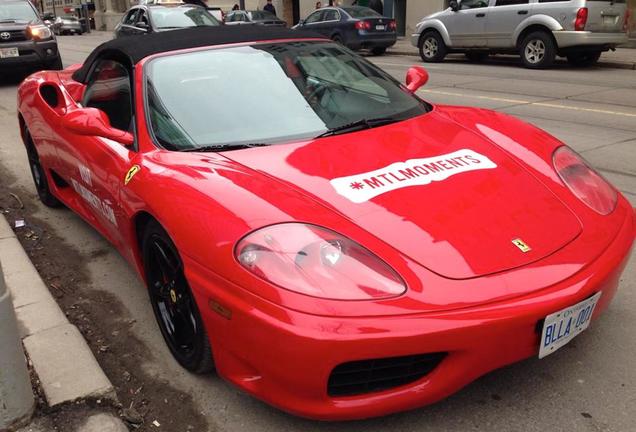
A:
[143, 220, 213, 373]
[25, 135, 62, 207]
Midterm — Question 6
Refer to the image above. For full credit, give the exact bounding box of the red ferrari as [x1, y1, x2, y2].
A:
[17, 26, 634, 420]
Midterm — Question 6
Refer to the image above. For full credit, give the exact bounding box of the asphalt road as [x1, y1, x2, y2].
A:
[1, 33, 635, 432]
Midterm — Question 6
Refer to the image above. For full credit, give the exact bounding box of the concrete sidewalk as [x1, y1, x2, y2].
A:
[0, 215, 126, 432]
[389, 37, 636, 70]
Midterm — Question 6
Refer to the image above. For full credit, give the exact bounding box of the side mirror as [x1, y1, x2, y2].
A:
[450, 0, 459, 11]
[405, 66, 428, 93]
[62, 108, 134, 146]
[136, 21, 149, 31]
[298, 19, 305, 25]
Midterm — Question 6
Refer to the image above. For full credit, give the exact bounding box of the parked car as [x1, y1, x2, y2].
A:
[17, 25, 635, 420]
[0, 0, 62, 72]
[114, 4, 220, 38]
[224, 10, 286, 27]
[293, 6, 396, 55]
[53, 15, 83, 35]
[41, 11, 55, 29]
[411, 0, 630, 69]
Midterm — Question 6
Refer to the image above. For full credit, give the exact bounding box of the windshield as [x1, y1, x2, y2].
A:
[145, 41, 429, 151]
[0, 2, 37, 22]
[249, 11, 276, 20]
[342, 7, 381, 18]
[150, 7, 220, 29]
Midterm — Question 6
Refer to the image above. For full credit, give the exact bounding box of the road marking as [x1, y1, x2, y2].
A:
[419, 89, 528, 104]
[373, 61, 442, 70]
[419, 89, 636, 118]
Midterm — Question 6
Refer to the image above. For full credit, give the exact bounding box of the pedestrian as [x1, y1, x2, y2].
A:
[232, 3, 239, 10]
[368, 0, 383, 15]
[315, 1, 321, 9]
[263, 0, 276, 16]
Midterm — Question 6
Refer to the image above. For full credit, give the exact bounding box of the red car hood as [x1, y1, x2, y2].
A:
[224, 110, 582, 279]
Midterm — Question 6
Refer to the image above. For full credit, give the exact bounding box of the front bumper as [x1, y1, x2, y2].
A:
[0, 39, 58, 70]
[187, 207, 634, 420]
[411, 32, 421, 47]
[553, 31, 629, 49]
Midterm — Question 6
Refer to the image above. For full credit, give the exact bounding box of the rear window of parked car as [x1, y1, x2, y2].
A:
[342, 7, 381, 18]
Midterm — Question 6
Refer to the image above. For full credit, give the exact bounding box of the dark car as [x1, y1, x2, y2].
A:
[224, 10, 286, 27]
[0, 0, 62, 72]
[294, 6, 396, 55]
[114, 4, 220, 38]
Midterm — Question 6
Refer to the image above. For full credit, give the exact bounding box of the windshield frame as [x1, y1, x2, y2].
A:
[141, 39, 431, 152]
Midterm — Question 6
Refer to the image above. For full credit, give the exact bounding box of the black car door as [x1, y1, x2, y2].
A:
[320, 9, 341, 38]
[116, 9, 139, 37]
[301, 9, 325, 32]
[133, 9, 152, 34]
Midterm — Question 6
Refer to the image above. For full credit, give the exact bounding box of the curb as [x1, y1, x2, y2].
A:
[0, 215, 117, 409]
[387, 48, 636, 70]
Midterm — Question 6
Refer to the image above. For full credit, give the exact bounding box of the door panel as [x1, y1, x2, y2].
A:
[445, 0, 489, 47]
[486, 0, 532, 48]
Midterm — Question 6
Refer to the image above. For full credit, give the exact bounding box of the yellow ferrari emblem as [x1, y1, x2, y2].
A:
[170, 289, 177, 303]
[124, 165, 141, 185]
[512, 238, 531, 253]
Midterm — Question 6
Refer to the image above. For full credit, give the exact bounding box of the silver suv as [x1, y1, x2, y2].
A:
[411, 0, 629, 68]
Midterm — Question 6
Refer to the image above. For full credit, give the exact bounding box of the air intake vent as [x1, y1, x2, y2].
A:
[328, 352, 447, 397]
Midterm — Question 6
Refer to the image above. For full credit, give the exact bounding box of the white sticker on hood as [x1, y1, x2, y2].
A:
[330, 149, 497, 203]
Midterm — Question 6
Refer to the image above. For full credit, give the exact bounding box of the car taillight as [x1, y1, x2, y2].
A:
[389, 20, 396, 30]
[355, 20, 371, 31]
[574, 7, 588, 31]
[553, 146, 617, 215]
[624, 9, 631, 33]
[236, 223, 406, 300]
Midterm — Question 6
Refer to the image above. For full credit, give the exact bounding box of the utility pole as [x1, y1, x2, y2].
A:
[0, 265, 35, 430]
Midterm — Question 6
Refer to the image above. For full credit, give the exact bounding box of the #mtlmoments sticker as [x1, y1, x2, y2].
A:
[330, 149, 497, 203]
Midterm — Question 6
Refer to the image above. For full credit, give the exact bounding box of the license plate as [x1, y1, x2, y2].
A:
[375, 25, 385, 31]
[603, 15, 616, 26]
[539, 292, 601, 359]
[0, 47, 19, 59]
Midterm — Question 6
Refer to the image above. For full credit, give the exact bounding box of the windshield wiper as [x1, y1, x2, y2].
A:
[315, 117, 400, 138]
[181, 143, 270, 152]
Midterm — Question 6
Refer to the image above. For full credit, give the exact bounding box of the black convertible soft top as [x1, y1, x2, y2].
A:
[72, 26, 326, 83]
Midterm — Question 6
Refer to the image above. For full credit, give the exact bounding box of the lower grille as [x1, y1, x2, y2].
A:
[328, 352, 447, 397]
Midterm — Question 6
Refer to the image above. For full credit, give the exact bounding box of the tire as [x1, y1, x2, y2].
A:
[47, 55, 63, 70]
[566, 51, 602, 67]
[419, 31, 447, 63]
[519, 31, 556, 69]
[465, 51, 489, 62]
[371, 46, 387, 56]
[331, 34, 343, 45]
[25, 133, 62, 208]
[142, 220, 214, 374]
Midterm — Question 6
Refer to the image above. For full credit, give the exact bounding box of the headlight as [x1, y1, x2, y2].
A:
[27, 25, 52, 40]
[553, 146, 617, 215]
[235, 223, 406, 300]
